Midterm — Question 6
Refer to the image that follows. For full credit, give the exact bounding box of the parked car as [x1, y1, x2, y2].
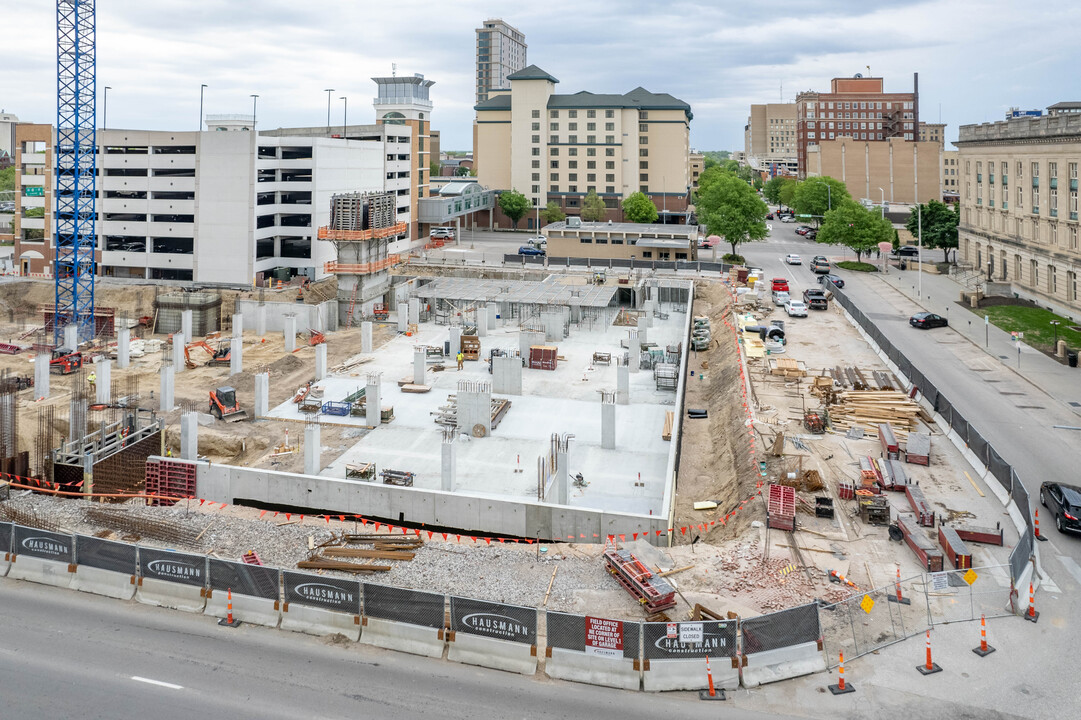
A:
[525, 236, 547, 249]
[772, 291, 790, 307]
[766, 213, 775, 220]
[810, 259, 831, 274]
[771, 277, 790, 293]
[795, 226, 811, 235]
[430, 227, 455, 239]
[803, 288, 828, 310]
[909, 312, 948, 329]
[785, 254, 802, 265]
[780, 216, 795, 223]
[804, 229, 818, 240]
[896, 245, 921, 258]
[1040, 482, 1081, 534]
[517, 245, 545, 256]
[818, 274, 845, 288]
[784, 300, 808, 317]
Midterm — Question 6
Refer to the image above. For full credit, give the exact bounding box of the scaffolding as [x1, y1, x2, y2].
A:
[153, 292, 222, 335]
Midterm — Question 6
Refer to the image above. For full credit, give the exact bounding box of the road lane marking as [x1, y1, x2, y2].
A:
[131, 676, 183, 690]
[1057, 556, 1081, 589]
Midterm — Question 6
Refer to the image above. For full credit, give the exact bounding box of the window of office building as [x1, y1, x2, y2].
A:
[569, 135, 577, 144]
[532, 160, 540, 169]
[587, 148, 596, 156]
[550, 110, 559, 118]
[569, 148, 577, 156]
[606, 148, 615, 157]
[605, 110, 614, 118]
[532, 110, 539, 118]
[569, 160, 578, 169]
[551, 160, 559, 168]
[532, 135, 540, 144]
[532, 148, 539, 156]
[569, 123, 577, 131]
[587, 135, 596, 144]
[605, 161, 614, 169]
[587, 110, 596, 118]
[606, 174, 614, 183]
[550, 173, 558, 181]
[605, 122, 614, 131]
[550, 123, 558, 131]
[569, 110, 577, 118]
[532, 122, 540, 131]
[640, 148, 647, 157]
[550, 135, 558, 144]
[586, 160, 596, 169]
[640, 173, 648, 182]
[587, 123, 596, 131]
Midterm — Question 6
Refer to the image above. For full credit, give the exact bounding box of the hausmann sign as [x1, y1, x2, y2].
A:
[13, 525, 73, 563]
[138, 548, 206, 587]
[451, 596, 536, 645]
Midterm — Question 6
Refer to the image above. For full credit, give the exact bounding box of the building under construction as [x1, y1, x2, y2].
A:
[319, 192, 408, 326]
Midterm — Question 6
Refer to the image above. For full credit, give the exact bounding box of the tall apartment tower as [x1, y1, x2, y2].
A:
[373, 73, 435, 241]
[475, 19, 527, 105]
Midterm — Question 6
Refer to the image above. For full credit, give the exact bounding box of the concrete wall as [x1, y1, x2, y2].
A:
[192, 460, 667, 544]
[235, 299, 336, 333]
[808, 138, 941, 204]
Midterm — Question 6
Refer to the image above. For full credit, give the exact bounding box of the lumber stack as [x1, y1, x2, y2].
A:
[827, 390, 920, 438]
[662, 411, 674, 441]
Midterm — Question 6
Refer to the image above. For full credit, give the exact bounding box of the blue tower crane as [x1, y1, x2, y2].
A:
[55, 0, 97, 344]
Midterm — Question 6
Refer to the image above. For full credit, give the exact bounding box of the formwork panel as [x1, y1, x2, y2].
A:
[91, 431, 162, 496]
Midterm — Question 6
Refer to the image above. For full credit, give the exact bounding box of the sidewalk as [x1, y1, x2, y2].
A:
[871, 265, 1081, 418]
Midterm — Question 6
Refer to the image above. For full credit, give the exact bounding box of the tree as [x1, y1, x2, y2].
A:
[0, 166, 15, 192]
[498, 189, 531, 229]
[792, 177, 851, 226]
[816, 200, 893, 262]
[540, 201, 565, 224]
[905, 200, 960, 262]
[454, 165, 471, 177]
[580, 190, 607, 222]
[721, 159, 740, 174]
[762, 176, 794, 206]
[696, 172, 768, 258]
[778, 179, 797, 209]
[694, 166, 730, 201]
[429, 161, 441, 178]
[702, 155, 718, 170]
[622, 191, 658, 223]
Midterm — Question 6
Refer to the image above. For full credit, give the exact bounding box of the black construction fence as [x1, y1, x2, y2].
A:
[830, 286, 1035, 584]
[450, 596, 537, 645]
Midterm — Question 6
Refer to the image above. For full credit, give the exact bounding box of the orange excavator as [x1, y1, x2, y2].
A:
[185, 340, 231, 369]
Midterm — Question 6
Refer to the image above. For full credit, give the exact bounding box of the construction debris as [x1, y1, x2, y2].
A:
[84, 506, 203, 546]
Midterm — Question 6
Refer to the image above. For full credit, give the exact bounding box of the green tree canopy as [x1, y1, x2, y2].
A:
[696, 172, 768, 258]
[498, 189, 531, 229]
[778, 179, 797, 209]
[905, 200, 960, 262]
[0, 166, 15, 193]
[695, 165, 730, 201]
[721, 159, 740, 174]
[816, 200, 893, 262]
[702, 155, 718, 170]
[762, 176, 794, 206]
[580, 190, 607, 222]
[622, 191, 658, 223]
[540, 200, 565, 224]
[792, 177, 851, 225]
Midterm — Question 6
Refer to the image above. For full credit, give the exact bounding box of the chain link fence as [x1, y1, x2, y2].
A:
[923, 564, 1014, 624]
[820, 574, 930, 666]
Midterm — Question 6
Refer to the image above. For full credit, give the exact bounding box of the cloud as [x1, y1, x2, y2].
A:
[1, 0, 1079, 152]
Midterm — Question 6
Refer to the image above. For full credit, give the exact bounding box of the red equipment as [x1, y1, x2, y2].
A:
[49, 348, 83, 375]
[603, 542, 676, 613]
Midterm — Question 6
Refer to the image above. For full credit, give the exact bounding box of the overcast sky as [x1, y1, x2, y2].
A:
[3, 1, 1078, 152]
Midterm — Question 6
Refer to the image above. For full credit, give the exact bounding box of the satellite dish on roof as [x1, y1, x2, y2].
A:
[854, 73, 863, 78]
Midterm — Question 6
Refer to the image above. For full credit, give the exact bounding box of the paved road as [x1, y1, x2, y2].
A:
[0, 581, 788, 720]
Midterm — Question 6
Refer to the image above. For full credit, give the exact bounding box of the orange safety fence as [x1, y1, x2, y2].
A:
[323, 255, 403, 275]
[317, 222, 408, 241]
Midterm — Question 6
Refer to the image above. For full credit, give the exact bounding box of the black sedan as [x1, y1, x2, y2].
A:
[1040, 482, 1081, 534]
[909, 312, 948, 329]
[818, 274, 845, 288]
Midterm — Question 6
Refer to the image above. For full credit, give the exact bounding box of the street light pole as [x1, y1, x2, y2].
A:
[199, 84, 208, 131]
[250, 94, 259, 129]
[878, 187, 885, 219]
[103, 86, 111, 130]
[324, 89, 334, 134]
[917, 203, 923, 298]
[340, 96, 348, 137]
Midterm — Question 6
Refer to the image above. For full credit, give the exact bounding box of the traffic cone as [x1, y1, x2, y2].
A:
[1034, 509, 1047, 542]
[1025, 581, 1039, 623]
[916, 630, 942, 675]
[888, 566, 911, 605]
[972, 614, 995, 657]
[828, 651, 855, 694]
[218, 587, 241, 627]
[698, 655, 725, 701]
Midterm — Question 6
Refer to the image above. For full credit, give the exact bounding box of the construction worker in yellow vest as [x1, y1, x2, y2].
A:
[457, 351, 464, 370]
[87, 371, 96, 390]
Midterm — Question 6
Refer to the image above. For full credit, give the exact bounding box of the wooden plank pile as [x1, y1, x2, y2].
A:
[662, 411, 674, 441]
[828, 366, 895, 390]
[769, 357, 807, 378]
[298, 533, 423, 574]
[827, 390, 920, 438]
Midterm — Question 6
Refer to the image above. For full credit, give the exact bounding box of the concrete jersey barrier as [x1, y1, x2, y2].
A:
[7, 525, 75, 590]
[0, 522, 11, 577]
[280, 571, 360, 640]
[71, 535, 139, 600]
[641, 621, 740, 692]
[205, 559, 282, 628]
[739, 602, 825, 687]
[360, 583, 446, 659]
[447, 596, 537, 675]
[741, 640, 826, 687]
[544, 613, 641, 690]
[136, 547, 207, 613]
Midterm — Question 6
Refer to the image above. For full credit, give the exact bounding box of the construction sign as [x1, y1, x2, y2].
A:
[584, 617, 623, 658]
[860, 594, 875, 614]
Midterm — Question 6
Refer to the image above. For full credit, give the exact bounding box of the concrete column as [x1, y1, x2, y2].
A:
[569, 299, 582, 324]
[477, 305, 488, 337]
[232, 313, 243, 338]
[441, 435, 456, 492]
[181, 309, 193, 340]
[172, 332, 186, 374]
[556, 447, 570, 505]
[616, 364, 630, 405]
[283, 314, 297, 353]
[305, 421, 321, 476]
[601, 398, 616, 449]
[63, 324, 78, 351]
[408, 298, 420, 325]
[230, 335, 243, 375]
[492, 355, 522, 395]
[455, 380, 492, 437]
[159, 366, 174, 412]
[315, 343, 327, 381]
[628, 330, 639, 373]
[449, 327, 461, 357]
[255, 304, 267, 336]
[365, 372, 382, 427]
[636, 316, 649, 343]
[397, 307, 408, 333]
[117, 327, 130, 369]
[361, 321, 373, 353]
[487, 303, 497, 330]
[95, 359, 111, 404]
[254, 372, 269, 419]
[180, 412, 198, 461]
[69, 396, 88, 441]
[34, 352, 50, 399]
[413, 347, 426, 386]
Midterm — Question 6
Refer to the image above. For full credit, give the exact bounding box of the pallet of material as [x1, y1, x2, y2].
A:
[592, 351, 612, 365]
[491, 398, 512, 430]
[528, 345, 558, 370]
[906, 431, 931, 466]
[938, 526, 972, 569]
[298, 398, 322, 414]
[461, 335, 481, 361]
[322, 547, 416, 561]
[769, 357, 807, 377]
[297, 557, 391, 573]
[346, 462, 376, 480]
[896, 513, 943, 572]
[662, 411, 674, 441]
[951, 523, 1004, 546]
[603, 546, 676, 613]
[828, 390, 921, 433]
[400, 384, 431, 393]
[766, 484, 796, 531]
[905, 484, 935, 527]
